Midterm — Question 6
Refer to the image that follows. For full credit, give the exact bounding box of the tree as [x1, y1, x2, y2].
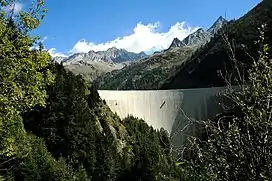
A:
[179, 24, 272, 181]
[22, 64, 101, 177]
[0, 0, 54, 166]
[7, 134, 74, 181]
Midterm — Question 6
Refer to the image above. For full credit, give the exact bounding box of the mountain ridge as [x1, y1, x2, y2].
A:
[95, 16, 228, 90]
[161, 0, 272, 89]
[60, 47, 148, 64]
[53, 47, 148, 82]
[168, 16, 228, 50]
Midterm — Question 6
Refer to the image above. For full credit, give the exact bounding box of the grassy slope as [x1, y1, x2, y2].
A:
[64, 61, 125, 82]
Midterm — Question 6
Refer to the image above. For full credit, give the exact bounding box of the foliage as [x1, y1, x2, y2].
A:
[0, 1, 76, 180]
[0, 0, 54, 165]
[5, 134, 74, 181]
[120, 116, 180, 181]
[22, 63, 102, 178]
[21, 63, 179, 180]
[177, 25, 272, 180]
[3, 0, 272, 181]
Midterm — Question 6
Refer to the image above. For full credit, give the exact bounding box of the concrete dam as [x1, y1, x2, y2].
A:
[98, 87, 227, 149]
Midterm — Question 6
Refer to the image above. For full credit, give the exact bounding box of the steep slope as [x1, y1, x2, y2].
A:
[180, 28, 209, 47]
[161, 0, 272, 89]
[95, 16, 227, 90]
[95, 47, 196, 90]
[17, 63, 178, 180]
[168, 38, 185, 49]
[64, 61, 126, 82]
[167, 16, 228, 50]
[207, 16, 228, 35]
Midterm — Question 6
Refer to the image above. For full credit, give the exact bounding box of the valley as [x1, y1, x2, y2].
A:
[0, 0, 271, 180]
[61, 16, 229, 90]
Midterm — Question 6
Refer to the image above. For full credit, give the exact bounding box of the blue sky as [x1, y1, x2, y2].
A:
[8, 0, 261, 56]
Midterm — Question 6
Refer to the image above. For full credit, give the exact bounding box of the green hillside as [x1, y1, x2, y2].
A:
[1, 0, 272, 180]
[161, 0, 272, 89]
[0, 2, 179, 180]
[95, 47, 196, 90]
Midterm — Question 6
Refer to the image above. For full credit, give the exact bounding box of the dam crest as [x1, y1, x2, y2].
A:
[98, 87, 227, 148]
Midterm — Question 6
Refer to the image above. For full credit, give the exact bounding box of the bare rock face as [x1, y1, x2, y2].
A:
[55, 47, 147, 65]
[168, 16, 228, 50]
[52, 47, 147, 81]
[207, 16, 228, 35]
[168, 38, 186, 49]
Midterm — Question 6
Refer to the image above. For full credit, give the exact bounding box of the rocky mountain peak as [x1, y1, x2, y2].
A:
[61, 47, 147, 65]
[106, 47, 119, 53]
[139, 51, 147, 55]
[207, 16, 228, 35]
[181, 28, 209, 47]
[196, 28, 205, 34]
[167, 16, 228, 50]
[53, 56, 66, 63]
[168, 37, 185, 49]
[215, 16, 227, 24]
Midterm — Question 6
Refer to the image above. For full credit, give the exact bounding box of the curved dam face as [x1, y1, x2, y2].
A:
[98, 87, 226, 149]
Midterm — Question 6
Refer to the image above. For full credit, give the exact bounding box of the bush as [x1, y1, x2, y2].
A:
[178, 25, 272, 181]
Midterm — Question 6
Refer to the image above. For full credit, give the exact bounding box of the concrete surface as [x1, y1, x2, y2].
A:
[98, 87, 227, 151]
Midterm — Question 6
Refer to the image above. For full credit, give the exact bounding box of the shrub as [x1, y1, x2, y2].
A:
[178, 24, 272, 181]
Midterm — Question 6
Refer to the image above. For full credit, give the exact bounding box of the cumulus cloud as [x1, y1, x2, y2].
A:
[29, 36, 67, 58]
[29, 36, 68, 58]
[2, 2, 23, 13]
[48, 21, 199, 57]
[48, 48, 68, 58]
[69, 21, 199, 54]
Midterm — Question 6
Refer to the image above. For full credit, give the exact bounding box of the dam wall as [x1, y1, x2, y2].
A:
[98, 87, 227, 150]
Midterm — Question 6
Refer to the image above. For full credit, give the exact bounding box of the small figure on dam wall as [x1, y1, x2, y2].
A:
[160, 101, 166, 109]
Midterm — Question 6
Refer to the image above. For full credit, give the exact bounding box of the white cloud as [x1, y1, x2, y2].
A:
[50, 21, 199, 57]
[70, 21, 199, 54]
[29, 36, 48, 51]
[2, 2, 23, 13]
[48, 48, 68, 58]
[30, 36, 67, 58]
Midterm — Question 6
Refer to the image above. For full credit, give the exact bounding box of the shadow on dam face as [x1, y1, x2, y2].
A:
[98, 87, 227, 153]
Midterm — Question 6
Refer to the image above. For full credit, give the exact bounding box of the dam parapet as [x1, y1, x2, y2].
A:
[98, 87, 228, 154]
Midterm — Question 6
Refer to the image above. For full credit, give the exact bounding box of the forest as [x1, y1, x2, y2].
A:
[1, 0, 272, 180]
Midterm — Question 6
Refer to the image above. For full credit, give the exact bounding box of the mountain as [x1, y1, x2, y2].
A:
[181, 28, 208, 46]
[168, 16, 228, 50]
[161, 0, 272, 89]
[94, 47, 196, 89]
[95, 16, 227, 90]
[53, 56, 66, 63]
[94, 16, 227, 90]
[54, 47, 147, 82]
[207, 16, 228, 35]
[62, 47, 147, 64]
[168, 38, 185, 49]
[64, 61, 127, 83]
[18, 63, 176, 180]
